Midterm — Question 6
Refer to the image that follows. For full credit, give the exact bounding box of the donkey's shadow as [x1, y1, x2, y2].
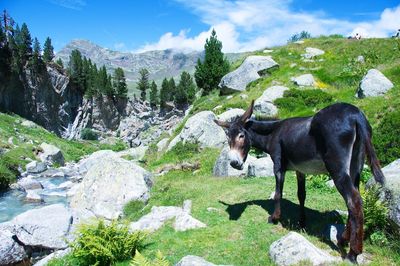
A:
[219, 198, 345, 248]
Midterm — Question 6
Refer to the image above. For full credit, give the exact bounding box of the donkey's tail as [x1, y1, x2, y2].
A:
[357, 114, 385, 185]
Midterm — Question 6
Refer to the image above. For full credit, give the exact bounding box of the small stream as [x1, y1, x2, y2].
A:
[0, 168, 76, 223]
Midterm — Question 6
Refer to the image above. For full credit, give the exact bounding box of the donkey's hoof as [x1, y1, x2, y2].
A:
[344, 252, 358, 264]
[268, 216, 279, 224]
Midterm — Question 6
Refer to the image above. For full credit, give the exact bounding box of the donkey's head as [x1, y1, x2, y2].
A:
[214, 100, 254, 170]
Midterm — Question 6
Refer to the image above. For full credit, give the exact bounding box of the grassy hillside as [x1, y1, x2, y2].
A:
[0, 113, 126, 189]
[48, 37, 400, 265]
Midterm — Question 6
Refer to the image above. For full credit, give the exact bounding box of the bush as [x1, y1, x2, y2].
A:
[70, 220, 146, 266]
[81, 128, 99, 140]
[360, 185, 389, 237]
[307, 174, 333, 192]
[275, 89, 334, 112]
[288, 31, 311, 43]
[373, 110, 400, 166]
[0, 159, 16, 190]
[131, 250, 170, 266]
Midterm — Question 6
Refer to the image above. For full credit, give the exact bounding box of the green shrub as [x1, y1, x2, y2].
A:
[81, 128, 99, 140]
[374, 110, 400, 166]
[123, 200, 146, 221]
[360, 185, 389, 237]
[307, 174, 333, 192]
[131, 250, 170, 266]
[70, 220, 146, 266]
[0, 159, 16, 190]
[275, 89, 334, 113]
[370, 230, 389, 246]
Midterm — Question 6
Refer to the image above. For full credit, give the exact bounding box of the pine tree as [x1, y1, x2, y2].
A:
[149, 80, 158, 108]
[43, 37, 54, 63]
[137, 68, 149, 101]
[68, 49, 83, 90]
[194, 29, 230, 94]
[0, 25, 11, 79]
[113, 67, 128, 98]
[159, 78, 169, 109]
[178, 71, 196, 104]
[31, 37, 41, 71]
[168, 77, 176, 101]
[18, 23, 32, 61]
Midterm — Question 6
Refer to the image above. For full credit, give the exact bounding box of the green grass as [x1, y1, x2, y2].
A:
[0, 112, 126, 189]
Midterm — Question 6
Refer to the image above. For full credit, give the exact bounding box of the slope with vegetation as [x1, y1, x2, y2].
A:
[48, 36, 400, 265]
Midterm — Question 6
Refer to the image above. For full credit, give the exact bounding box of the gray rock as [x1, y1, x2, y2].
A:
[99, 137, 119, 145]
[157, 138, 170, 152]
[326, 179, 335, 188]
[6, 204, 73, 249]
[0, 228, 27, 265]
[357, 69, 393, 98]
[263, 49, 273, 53]
[25, 190, 43, 202]
[168, 111, 227, 150]
[71, 154, 152, 220]
[174, 213, 207, 232]
[368, 159, 400, 231]
[175, 255, 224, 266]
[254, 86, 289, 116]
[117, 146, 148, 161]
[33, 248, 71, 266]
[217, 109, 245, 122]
[213, 147, 256, 177]
[247, 156, 274, 177]
[323, 224, 345, 246]
[21, 120, 38, 128]
[77, 150, 118, 174]
[17, 177, 43, 190]
[357, 55, 365, 63]
[58, 181, 74, 189]
[269, 232, 339, 266]
[219, 56, 278, 93]
[302, 47, 325, 59]
[291, 74, 315, 87]
[26, 160, 47, 174]
[38, 143, 65, 166]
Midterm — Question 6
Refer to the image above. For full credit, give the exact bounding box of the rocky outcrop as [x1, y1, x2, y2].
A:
[254, 86, 289, 116]
[357, 69, 393, 98]
[130, 200, 206, 233]
[168, 111, 227, 150]
[33, 248, 71, 266]
[38, 143, 65, 166]
[291, 74, 315, 87]
[219, 56, 278, 93]
[26, 161, 47, 174]
[0, 228, 27, 265]
[247, 156, 274, 177]
[302, 47, 325, 59]
[71, 153, 152, 220]
[269, 232, 339, 266]
[217, 108, 245, 122]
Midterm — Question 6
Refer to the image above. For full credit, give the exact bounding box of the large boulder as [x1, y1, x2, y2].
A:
[3, 204, 73, 250]
[71, 154, 152, 220]
[368, 159, 400, 231]
[254, 86, 289, 116]
[117, 146, 148, 161]
[38, 143, 65, 166]
[77, 150, 118, 174]
[157, 138, 170, 152]
[217, 109, 245, 122]
[175, 255, 225, 266]
[0, 227, 27, 265]
[168, 111, 226, 150]
[219, 56, 278, 93]
[247, 156, 274, 177]
[302, 47, 325, 59]
[357, 69, 393, 98]
[17, 177, 43, 190]
[269, 232, 339, 266]
[213, 147, 256, 177]
[26, 160, 47, 174]
[291, 74, 315, 87]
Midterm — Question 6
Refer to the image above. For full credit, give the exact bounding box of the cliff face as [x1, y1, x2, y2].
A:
[0, 65, 83, 135]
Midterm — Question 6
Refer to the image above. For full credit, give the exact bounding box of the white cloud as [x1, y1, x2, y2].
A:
[48, 0, 86, 10]
[136, 0, 400, 53]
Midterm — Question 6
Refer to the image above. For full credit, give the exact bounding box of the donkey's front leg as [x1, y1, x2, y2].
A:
[269, 159, 285, 224]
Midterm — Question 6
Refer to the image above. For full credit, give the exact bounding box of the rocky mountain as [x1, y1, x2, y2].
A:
[55, 39, 247, 85]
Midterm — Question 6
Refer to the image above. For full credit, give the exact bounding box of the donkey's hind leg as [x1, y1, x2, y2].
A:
[296, 171, 306, 228]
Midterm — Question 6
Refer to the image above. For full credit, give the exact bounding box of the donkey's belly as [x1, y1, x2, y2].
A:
[288, 158, 328, 175]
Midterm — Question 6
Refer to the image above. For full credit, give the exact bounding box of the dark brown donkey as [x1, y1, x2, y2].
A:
[214, 100, 385, 263]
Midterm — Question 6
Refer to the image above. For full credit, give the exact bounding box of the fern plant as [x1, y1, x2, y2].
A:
[131, 250, 170, 266]
[70, 220, 146, 266]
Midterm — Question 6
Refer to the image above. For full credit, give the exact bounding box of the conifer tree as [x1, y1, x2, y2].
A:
[0, 25, 11, 78]
[149, 80, 158, 108]
[113, 67, 128, 98]
[43, 37, 54, 63]
[18, 23, 32, 61]
[137, 68, 149, 101]
[194, 29, 229, 94]
[178, 71, 196, 104]
[168, 77, 176, 101]
[31, 37, 41, 70]
[68, 49, 83, 90]
[159, 78, 169, 109]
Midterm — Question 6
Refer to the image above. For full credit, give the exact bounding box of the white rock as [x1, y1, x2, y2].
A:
[21, 120, 38, 128]
[58, 180, 74, 189]
[26, 160, 47, 174]
[130, 206, 183, 232]
[269, 232, 339, 266]
[326, 179, 335, 188]
[291, 74, 315, 87]
[33, 248, 71, 266]
[219, 56, 279, 93]
[38, 143, 65, 166]
[254, 86, 289, 116]
[117, 146, 148, 161]
[213, 147, 257, 177]
[323, 224, 345, 246]
[217, 109, 245, 122]
[175, 255, 228, 266]
[168, 111, 227, 150]
[174, 213, 207, 232]
[356, 55, 365, 63]
[17, 177, 43, 190]
[71, 154, 152, 220]
[6, 204, 73, 249]
[247, 156, 274, 177]
[25, 190, 43, 202]
[302, 47, 325, 59]
[263, 49, 273, 53]
[357, 69, 393, 98]
[157, 138, 170, 152]
[77, 150, 118, 174]
[0, 227, 27, 265]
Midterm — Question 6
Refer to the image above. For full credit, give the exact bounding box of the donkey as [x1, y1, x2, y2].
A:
[214, 100, 385, 263]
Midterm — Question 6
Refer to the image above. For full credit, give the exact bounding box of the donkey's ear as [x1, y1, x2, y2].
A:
[214, 119, 230, 128]
[240, 100, 254, 124]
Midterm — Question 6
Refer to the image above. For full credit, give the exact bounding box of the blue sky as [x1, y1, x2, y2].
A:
[2, 0, 399, 53]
